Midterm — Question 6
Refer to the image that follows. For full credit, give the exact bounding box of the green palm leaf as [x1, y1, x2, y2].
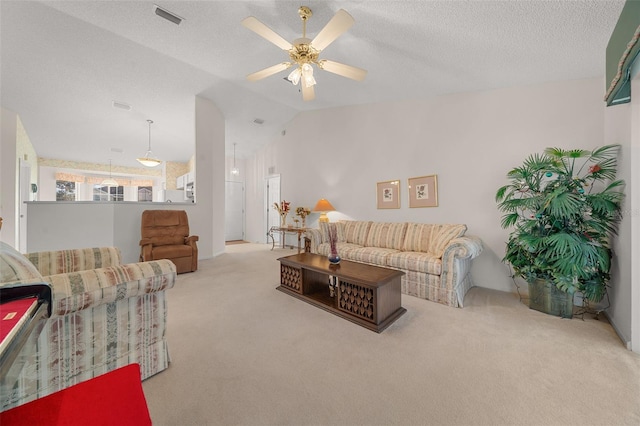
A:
[497, 144, 625, 304]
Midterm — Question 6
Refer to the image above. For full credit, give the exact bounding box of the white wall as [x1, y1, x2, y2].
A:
[630, 72, 640, 352]
[0, 108, 18, 246]
[245, 77, 610, 295]
[604, 99, 632, 347]
[23, 96, 225, 262]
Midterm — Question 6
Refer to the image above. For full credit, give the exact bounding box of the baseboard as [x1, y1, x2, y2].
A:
[602, 311, 632, 350]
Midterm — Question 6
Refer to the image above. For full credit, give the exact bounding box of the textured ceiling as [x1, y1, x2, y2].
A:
[0, 0, 625, 168]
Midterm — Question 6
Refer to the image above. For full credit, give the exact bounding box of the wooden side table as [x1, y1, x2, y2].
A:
[267, 226, 309, 254]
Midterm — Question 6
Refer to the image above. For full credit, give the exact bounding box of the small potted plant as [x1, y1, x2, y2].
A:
[274, 200, 290, 227]
[295, 206, 311, 228]
[495, 144, 625, 318]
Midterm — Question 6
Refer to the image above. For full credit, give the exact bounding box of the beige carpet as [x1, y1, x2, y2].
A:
[142, 243, 640, 426]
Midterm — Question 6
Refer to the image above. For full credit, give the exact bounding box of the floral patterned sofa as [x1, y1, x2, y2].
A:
[0, 242, 176, 412]
[305, 221, 483, 308]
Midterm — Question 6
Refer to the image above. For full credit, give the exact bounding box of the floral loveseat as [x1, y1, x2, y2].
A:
[0, 242, 176, 411]
[305, 221, 483, 307]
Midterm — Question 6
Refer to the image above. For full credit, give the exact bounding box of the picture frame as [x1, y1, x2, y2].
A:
[376, 180, 401, 209]
[408, 175, 438, 208]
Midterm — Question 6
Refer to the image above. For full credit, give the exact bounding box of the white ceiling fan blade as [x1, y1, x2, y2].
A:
[318, 60, 367, 81]
[247, 62, 292, 81]
[241, 16, 292, 51]
[301, 83, 315, 101]
[311, 9, 354, 51]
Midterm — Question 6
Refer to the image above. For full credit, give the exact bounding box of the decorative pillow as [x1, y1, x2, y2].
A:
[365, 222, 407, 250]
[342, 221, 372, 246]
[428, 224, 467, 258]
[319, 221, 345, 243]
[0, 242, 43, 285]
[402, 223, 435, 253]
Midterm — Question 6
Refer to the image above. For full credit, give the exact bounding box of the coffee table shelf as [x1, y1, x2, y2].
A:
[277, 253, 406, 333]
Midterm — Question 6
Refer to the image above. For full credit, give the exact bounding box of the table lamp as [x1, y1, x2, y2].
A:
[313, 198, 335, 223]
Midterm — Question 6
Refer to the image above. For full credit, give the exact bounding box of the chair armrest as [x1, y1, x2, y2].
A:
[26, 247, 122, 276]
[45, 260, 177, 317]
[185, 235, 199, 244]
[139, 239, 153, 262]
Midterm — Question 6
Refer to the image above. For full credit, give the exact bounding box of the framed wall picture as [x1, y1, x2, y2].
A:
[376, 180, 401, 209]
[408, 175, 438, 208]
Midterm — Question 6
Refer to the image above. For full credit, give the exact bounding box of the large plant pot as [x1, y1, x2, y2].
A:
[528, 279, 573, 319]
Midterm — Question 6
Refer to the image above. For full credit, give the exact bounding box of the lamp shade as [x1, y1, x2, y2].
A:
[100, 178, 118, 187]
[313, 198, 335, 223]
[136, 155, 161, 168]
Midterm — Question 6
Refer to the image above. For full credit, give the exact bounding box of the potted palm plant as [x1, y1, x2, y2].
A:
[495, 144, 625, 318]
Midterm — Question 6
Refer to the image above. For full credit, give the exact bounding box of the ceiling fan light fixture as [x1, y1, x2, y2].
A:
[287, 67, 302, 85]
[137, 119, 162, 167]
[243, 6, 364, 101]
[301, 63, 316, 87]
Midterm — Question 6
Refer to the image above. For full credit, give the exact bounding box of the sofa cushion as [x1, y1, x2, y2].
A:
[319, 221, 346, 244]
[1, 242, 43, 284]
[402, 223, 467, 258]
[386, 251, 442, 275]
[348, 247, 399, 265]
[342, 221, 372, 246]
[365, 222, 407, 250]
[152, 244, 193, 259]
[402, 223, 434, 253]
[429, 224, 467, 258]
[316, 242, 362, 258]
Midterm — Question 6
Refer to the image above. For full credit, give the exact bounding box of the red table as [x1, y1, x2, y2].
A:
[0, 364, 152, 426]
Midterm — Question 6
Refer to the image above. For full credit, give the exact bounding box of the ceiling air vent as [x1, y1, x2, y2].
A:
[154, 5, 183, 25]
[112, 101, 132, 111]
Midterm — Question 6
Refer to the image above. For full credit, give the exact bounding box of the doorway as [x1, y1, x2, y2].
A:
[18, 159, 30, 252]
[265, 175, 281, 244]
[225, 181, 244, 241]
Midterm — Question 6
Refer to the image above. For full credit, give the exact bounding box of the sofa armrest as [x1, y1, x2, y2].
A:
[442, 236, 483, 260]
[440, 235, 483, 308]
[26, 247, 122, 276]
[304, 229, 323, 253]
[44, 260, 177, 317]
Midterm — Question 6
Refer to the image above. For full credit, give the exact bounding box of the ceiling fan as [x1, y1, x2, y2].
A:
[241, 6, 367, 101]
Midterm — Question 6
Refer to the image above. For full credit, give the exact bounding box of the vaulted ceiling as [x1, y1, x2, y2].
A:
[0, 1, 625, 168]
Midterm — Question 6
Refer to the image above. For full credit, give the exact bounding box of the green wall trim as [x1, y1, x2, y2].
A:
[605, 0, 640, 106]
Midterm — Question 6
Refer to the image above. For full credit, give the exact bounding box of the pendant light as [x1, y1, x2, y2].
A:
[231, 143, 239, 175]
[137, 119, 161, 167]
[101, 159, 118, 187]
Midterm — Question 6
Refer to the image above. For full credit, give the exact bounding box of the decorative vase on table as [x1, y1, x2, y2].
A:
[275, 200, 290, 228]
[327, 223, 340, 264]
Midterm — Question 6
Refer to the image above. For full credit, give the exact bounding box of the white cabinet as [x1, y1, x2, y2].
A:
[176, 172, 194, 190]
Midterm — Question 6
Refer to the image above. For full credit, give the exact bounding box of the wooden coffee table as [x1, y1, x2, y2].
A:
[277, 253, 406, 333]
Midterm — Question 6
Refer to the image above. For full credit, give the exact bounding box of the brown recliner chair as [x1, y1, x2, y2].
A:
[140, 210, 198, 274]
